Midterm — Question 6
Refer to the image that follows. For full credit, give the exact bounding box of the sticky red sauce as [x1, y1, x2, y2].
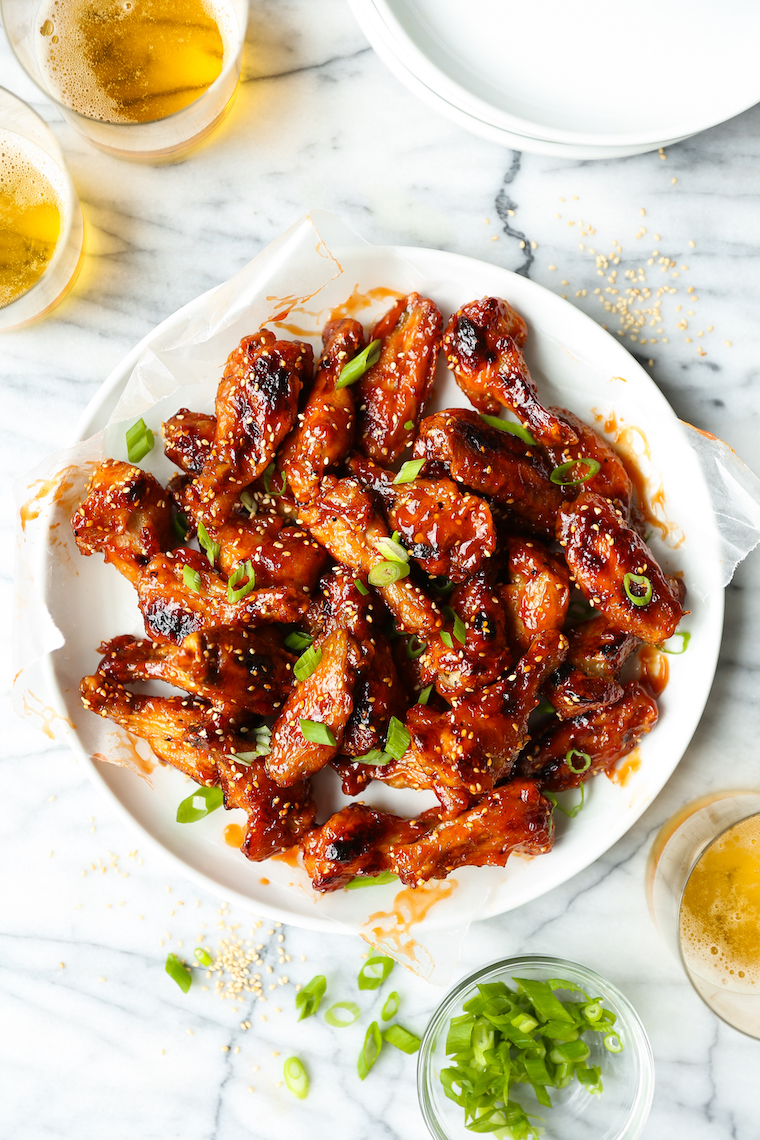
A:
[271, 844, 301, 868]
[329, 284, 402, 323]
[223, 823, 245, 848]
[22, 689, 74, 740]
[637, 645, 669, 698]
[607, 747, 642, 786]
[363, 880, 457, 966]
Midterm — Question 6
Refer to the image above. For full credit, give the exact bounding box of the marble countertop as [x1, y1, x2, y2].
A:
[3, 3, 760, 1138]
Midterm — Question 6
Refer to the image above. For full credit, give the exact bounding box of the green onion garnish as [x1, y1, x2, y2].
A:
[429, 575, 455, 597]
[536, 697, 555, 716]
[604, 1032, 623, 1053]
[285, 631, 314, 652]
[294, 644, 322, 683]
[383, 1024, 421, 1054]
[262, 463, 287, 497]
[295, 974, 326, 1021]
[183, 564, 201, 593]
[239, 490, 257, 517]
[443, 605, 466, 644]
[357, 1021, 383, 1080]
[544, 783, 586, 819]
[657, 631, 690, 654]
[368, 560, 410, 587]
[406, 635, 427, 659]
[417, 684, 433, 706]
[623, 571, 653, 607]
[355, 578, 369, 596]
[324, 1001, 361, 1027]
[394, 459, 425, 485]
[227, 560, 256, 603]
[478, 413, 537, 447]
[404, 419, 415, 431]
[352, 749, 392, 766]
[176, 785, 223, 823]
[232, 725, 272, 763]
[194, 946, 213, 967]
[381, 991, 400, 1021]
[165, 952, 192, 993]
[385, 716, 410, 761]
[197, 521, 220, 568]
[440, 631, 453, 649]
[126, 417, 154, 464]
[336, 338, 382, 389]
[283, 1056, 309, 1099]
[358, 955, 395, 991]
[173, 511, 189, 541]
[299, 719, 336, 747]
[346, 871, 397, 889]
[565, 749, 592, 774]
[375, 535, 409, 563]
[583, 1000, 603, 1022]
[549, 457, 602, 486]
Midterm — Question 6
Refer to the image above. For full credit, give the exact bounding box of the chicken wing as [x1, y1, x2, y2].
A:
[543, 407, 633, 517]
[442, 297, 576, 446]
[300, 803, 425, 893]
[163, 409, 216, 475]
[422, 570, 513, 700]
[341, 635, 409, 758]
[215, 752, 316, 862]
[355, 293, 442, 463]
[542, 613, 640, 720]
[501, 537, 570, 653]
[556, 492, 685, 643]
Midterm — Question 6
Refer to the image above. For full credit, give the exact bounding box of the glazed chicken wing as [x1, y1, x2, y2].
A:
[347, 453, 496, 582]
[543, 407, 633, 517]
[215, 752, 316, 862]
[501, 537, 570, 653]
[422, 570, 513, 700]
[300, 803, 425, 893]
[163, 409, 216, 475]
[443, 297, 576, 446]
[542, 613, 640, 720]
[277, 318, 364, 501]
[355, 292, 442, 463]
[306, 565, 377, 647]
[413, 408, 564, 535]
[557, 492, 685, 643]
[71, 460, 175, 586]
[341, 636, 409, 758]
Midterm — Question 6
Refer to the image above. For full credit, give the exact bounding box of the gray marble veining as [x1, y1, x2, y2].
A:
[2, 3, 760, 1137]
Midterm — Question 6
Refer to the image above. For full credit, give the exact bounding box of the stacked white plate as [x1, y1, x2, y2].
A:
[349, 0, 760, 158]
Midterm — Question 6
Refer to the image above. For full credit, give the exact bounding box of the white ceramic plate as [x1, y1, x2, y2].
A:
[350, 0, 760, 154]
[49, 242, 723, 934]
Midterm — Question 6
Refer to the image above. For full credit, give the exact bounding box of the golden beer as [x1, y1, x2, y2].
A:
[36, 0, 234, 124]
[0, 130, 63, 308]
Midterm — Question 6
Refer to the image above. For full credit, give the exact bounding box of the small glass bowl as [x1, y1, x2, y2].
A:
[417, 956, 654, 1140]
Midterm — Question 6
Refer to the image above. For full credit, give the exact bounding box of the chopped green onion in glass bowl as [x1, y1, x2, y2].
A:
[417, 956, 654, 1140]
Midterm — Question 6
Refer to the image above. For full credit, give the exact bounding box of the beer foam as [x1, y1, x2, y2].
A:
[679, 814, 760, 994]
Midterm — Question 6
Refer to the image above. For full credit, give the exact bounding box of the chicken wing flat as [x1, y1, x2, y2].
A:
[137, 548, 308, 644]
[306, 565, 377, 647]
[341, 635, 409, 758]
[423, 570, 513, 700]
[277, 318, 364, 502]
[519, 680, 658, 790]
[347, 453, 496, 582]
[215, 752, 316, 862]
[71, 460, 175, 586]
[163, 409, 216, 475]
[557, 492, 685, 643]
[501, 537, 570, 653]
[355, 293, 442, 463]
[265, 628, 360, 787]
[96, 627, 296, 719]
[185, 330, 313, 525]
[543, 407, 633, 517]
[443, 297, 576, 446]
[300, 803, 426, 893]
[413, 408, 564, 535]
[543, 664, 623, 721]
[542, 613, 640, 720]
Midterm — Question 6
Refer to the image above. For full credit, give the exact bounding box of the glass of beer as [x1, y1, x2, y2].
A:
[1, 0, 249, 161]
[0, 87, 84, 330]
[646, 790, 760, 1038]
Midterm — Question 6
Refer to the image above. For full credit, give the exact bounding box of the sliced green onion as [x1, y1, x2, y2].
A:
[479, 412, 537, 447]
[233, 725, 272, 762]
[197, 521, 220, 568]
[513, 978, 576, 1024]
[375, 535, 409, 563]
[173, 511, 189, 541]
[283, 1056, 309, 1099]
[549, 457, 602, 486]
[406, 635, 427, 659]
[368, 560, 410, 587]
[176, 785, 223, 823]
[440, 631, 454, 649]
[657, 631, 691, 654]
[299, 719, 336, 747]
[357, 1021, 383, 1080]
[536, 697, 555, 716]
[352, 749, 391, 766]
[295, 974, 326, 1021]
[604, 1032, 623, 1053]
[429, 575, 455, 597]
[284, 631, 313, 652]
[355, 578, 369, 596]
[511, 1012, 539, 1034]
[227, 559, 256, 603]
[384, 1024, 421, 1054]
[576, 1063, 604, 1094]
[583, 1001, 603, 1023]
[394, 459, 425, 485]
[404, 419, 415, 431]
[165, 952, 192, 993]
[544, 783, 586, 819]
[294, 644, 323, 683]
[325, 1001, 361, 1026]
[565, 749, 592, 774]
[346, 871, 397, 889]
[336, 338, 382, 389]
[623, 571, 653, 607]
[262, 463, 287, 497]
[194, 946, 213, 967]
[239, 490, 257, 518]
[358, 956, 394, 991]
[182, 564, 201, 593]
[385, 716, 410, 761]
[126, 417, 154, 464]
[443, 605, 466, 645]
[382, 991, 400, 1021]
[445, 1013, 474, 1055]
[417, 684, 433, 706]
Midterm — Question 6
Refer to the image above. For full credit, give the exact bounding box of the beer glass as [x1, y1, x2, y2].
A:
[1, 0, 249, 161]
[0, 87, 84, 330]
[646, 790, 760, 1038]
